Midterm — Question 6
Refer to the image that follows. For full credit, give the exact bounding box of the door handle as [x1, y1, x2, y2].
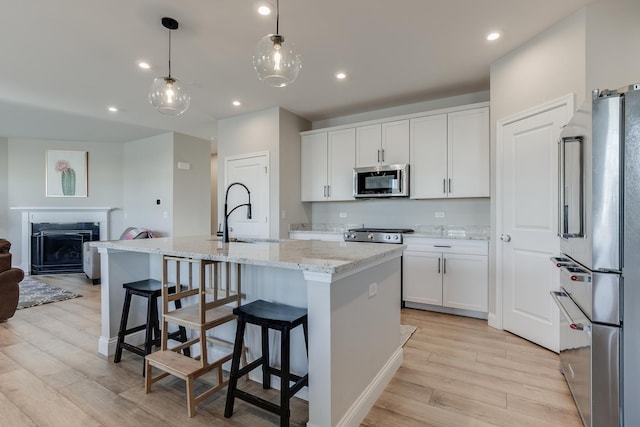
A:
[500, 234, 512, 242]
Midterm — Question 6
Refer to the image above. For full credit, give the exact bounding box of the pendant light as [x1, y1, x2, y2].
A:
[253, 0, 301, 87]
[149, 17, 191, 115]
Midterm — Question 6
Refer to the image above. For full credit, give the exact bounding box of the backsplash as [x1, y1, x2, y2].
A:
[309, 198, 489, 229]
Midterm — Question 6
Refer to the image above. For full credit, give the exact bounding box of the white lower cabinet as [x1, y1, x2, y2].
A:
[403, 238, 488, 314]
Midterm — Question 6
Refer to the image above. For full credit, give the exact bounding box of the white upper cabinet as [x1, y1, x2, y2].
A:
[447, 107, 489, 198]
[301, 129, 355, 202]
[301, 132, 328, 202]
[356, 120, 409, 167]
[410, 114, 448, 198]
[410, 106, 489, 199]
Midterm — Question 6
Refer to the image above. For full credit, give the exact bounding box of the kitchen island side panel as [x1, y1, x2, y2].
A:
[305, 256, 402, 427]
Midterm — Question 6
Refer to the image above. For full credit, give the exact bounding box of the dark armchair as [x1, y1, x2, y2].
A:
[0, 239, 24, 322]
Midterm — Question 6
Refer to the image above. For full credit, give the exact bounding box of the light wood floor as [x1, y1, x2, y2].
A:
[0, 274, 581, 426]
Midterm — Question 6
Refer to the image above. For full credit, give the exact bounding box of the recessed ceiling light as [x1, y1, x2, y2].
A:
[232, 100, 241, 107]
[487, 32, 501, 41]
[138, 61, 151, 69]
[257, 5, 271, 15]
[336, 72, 347, 80]
[107, 106, 118, 112]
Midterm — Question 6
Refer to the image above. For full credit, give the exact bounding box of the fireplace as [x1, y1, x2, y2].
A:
[30, 222, 100, 275]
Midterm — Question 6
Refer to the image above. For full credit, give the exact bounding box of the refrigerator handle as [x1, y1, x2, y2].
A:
[550, 291, 584, 330]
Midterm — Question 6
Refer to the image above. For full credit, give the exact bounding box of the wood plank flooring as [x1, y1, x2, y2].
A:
[0, 274, 581, 426]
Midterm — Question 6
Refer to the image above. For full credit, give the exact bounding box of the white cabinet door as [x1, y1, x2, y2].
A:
[410, 114, 448, 198]
[301, 133, 328, 201]
[355, 124, 381, 167]
[381, 120, 409, 165]
[447, 107, 489, 198]
[442, 253, 488, 312]
[327, 128, 356, 201]
[402, 250, 443, 305]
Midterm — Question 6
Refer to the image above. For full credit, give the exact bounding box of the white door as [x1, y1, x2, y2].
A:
[224, 153, 269, 238]
[498, 97, 572, 352]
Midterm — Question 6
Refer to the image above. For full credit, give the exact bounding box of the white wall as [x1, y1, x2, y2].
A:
[123, 133, 173, 237]
[217, 107, 310, 238]
[173, 132, 211, 236]
[585, 0, 640, 92]
[488, 10, 586, 317]
[0, 137, 7, 239]
[6, 138, 125, 266]
[279, 109, 312, 238]
[313, 91, 489, 129]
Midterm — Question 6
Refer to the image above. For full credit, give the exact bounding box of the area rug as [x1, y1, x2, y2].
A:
[401, 324, 417, 347]
[17, 277, 81, 309]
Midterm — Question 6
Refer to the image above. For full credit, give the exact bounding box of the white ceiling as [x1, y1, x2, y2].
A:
[0, 0, 594, 148]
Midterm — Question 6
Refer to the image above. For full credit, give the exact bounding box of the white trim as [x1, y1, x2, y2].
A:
[17, 207, 114, 273]
[493, 93, 575, 330]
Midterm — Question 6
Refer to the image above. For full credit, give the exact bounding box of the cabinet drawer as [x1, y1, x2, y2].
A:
[404, 237, 488, 255]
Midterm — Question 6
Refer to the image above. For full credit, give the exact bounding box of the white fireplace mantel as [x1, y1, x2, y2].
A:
[12, 207, 115, 273]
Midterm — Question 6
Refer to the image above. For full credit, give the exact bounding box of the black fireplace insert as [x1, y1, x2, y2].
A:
[31, 222, 100, 275]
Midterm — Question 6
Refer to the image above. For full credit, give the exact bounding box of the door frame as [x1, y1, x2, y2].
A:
[492, 94, 574, 330]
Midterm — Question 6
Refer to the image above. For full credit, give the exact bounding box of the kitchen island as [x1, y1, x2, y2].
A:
[92, 236, 404, 427]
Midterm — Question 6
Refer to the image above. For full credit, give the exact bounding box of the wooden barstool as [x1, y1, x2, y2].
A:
[224, 299, 308, 427]
[113, 279, 189, 374]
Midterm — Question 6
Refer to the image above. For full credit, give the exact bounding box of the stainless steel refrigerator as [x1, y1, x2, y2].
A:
[551, 83, 640, 427]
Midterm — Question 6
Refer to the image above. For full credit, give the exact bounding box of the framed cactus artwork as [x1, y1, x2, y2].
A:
[45, 150, 88, 197]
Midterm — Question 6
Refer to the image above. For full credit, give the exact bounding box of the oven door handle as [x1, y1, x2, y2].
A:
[550, 291, 584, 331]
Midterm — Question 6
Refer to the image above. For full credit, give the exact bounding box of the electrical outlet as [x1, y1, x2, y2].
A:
[281, 210, 287, 219]
[339, 212, 347, 218]
[435, 211, 445, 218]
[368, 282, 378, 298]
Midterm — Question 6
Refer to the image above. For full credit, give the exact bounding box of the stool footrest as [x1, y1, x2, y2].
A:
[145, 350, 203, 378]
[232, 389, 285, 418]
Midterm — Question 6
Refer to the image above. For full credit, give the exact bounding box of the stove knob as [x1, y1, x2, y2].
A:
[367, 234, 374, 240]
[385, 234, 391, 240]
[350, 234, 356, 239]
[394, 235, 399, 240]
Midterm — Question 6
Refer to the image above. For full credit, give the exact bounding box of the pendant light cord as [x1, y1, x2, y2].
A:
[167, 28, 172, 78]
[276, 0, 280, 35]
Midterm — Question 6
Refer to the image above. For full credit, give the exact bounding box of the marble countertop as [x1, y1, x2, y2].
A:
[91, 236, 404, 275]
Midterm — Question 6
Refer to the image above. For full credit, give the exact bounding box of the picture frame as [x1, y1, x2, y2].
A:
[46, 150, 88, 197]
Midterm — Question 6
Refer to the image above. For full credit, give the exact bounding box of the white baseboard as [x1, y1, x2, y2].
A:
[98, 329, 146, 357]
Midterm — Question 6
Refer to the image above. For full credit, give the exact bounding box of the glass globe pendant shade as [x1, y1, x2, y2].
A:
[149, 76, 191, 115]
[253, 34, 301, 87]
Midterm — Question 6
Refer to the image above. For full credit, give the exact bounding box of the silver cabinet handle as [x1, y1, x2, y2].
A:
[443, 179, 446, 194]
[448, 178, 452, 193]
[323, 185, 327, 197]
[377, 149, 381, 163]
[443, 258, 447, 274]
[437, 257, 441, 274]
[550, 291, 584, 330]
[500, 234, 511, 242]
[381, 148, 385, 162]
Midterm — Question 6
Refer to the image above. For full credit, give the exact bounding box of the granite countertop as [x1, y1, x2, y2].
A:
[289, 224, 490, 240]
[92, 236, 404, 275]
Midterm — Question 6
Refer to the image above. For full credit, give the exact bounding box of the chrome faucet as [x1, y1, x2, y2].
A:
[223, 182, 252, 243]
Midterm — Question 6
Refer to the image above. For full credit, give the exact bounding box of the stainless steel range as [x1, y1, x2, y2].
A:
[343, 228, 413, 244]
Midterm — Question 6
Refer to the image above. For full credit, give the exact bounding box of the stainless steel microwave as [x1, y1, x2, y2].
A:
[353, 164, 409, 198]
